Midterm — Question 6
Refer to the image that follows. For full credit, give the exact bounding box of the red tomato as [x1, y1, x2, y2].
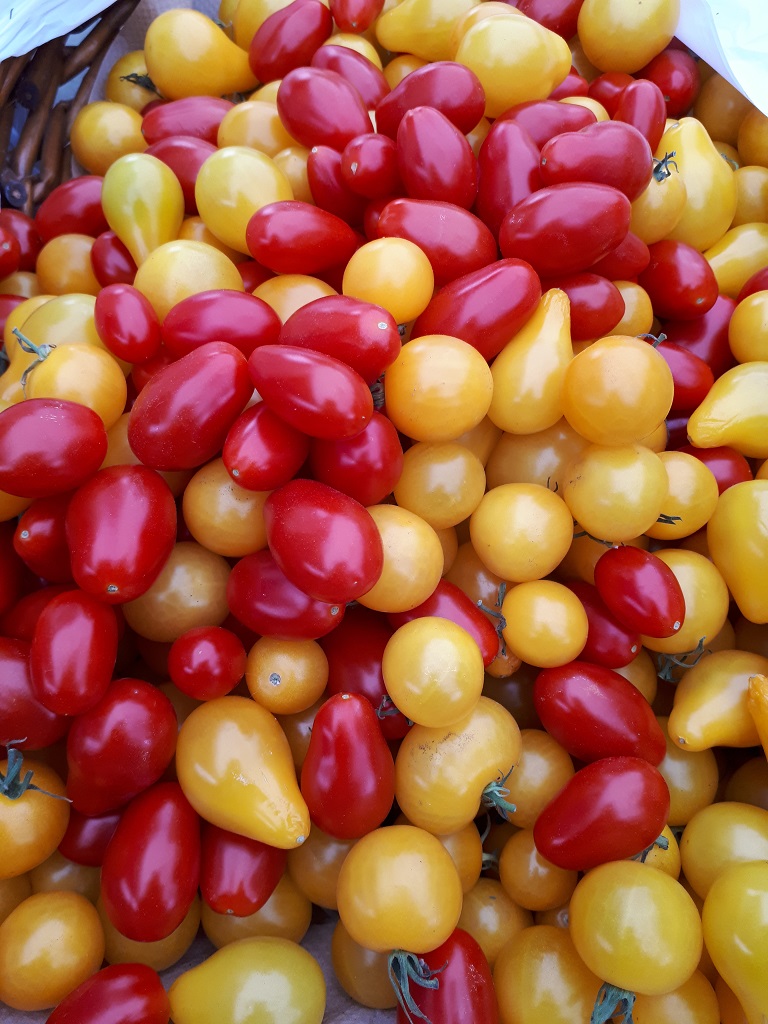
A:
[0, 521, 30, 619]
[499, 183, 631, 277]
[517, 0, 583, 37]
[90, 230, 138, 286]
[310, 44, 390, 110]
[142, 96, 233, 145]
[29, 589, 118, 715]
[533, 756, 670, 870]
[237, 259, 275, 291]
[474, 120, 542, 240]
[249, 0, 332, 82]
[58, 808, 121, 867]
[160, 290, 281, 360]
[540, 121, 653, 202]
[0, 399, 107, 499]
[588, 230, 651, 280]
[534, 660, 666, 764]
[0, 583, 74, 642]
[128, 342, 252, 470]
[34, 176, 108, 241]
[307, 145, 369, 228]
[248, 345, 373, 440]
[614, 78, 668, 152]
[397, 106, 478, 209]
[301, 692, 395, 839]
[94, 283, 162, 364]
[549, 67, 589, 100]
[638, 240, 718, 319]
[638, 48, 701, 118]
[308, 411, 404, 507]
[375, 62, 485, 138]
[227, 549, 346, 640]
[14, 493, 73, 582]
[0, 636, 69, 750]
[341, 134, 401, 199]
[562, 580, 640, 668]
[587, 72, 634, 117]
[168, 626, 246, 701]
[411, 258, 541, 361]
[329, 0, 384, 32]
[677, 444, 753, 493]
[0, 224, 21, 278]
[222, 402, 310, 491]
[145, 136, 218, 215]
[66, 678, 178, 815]
[496, 99, 596, 147]
[593, 546, 686, 638]
[660, 294, 737, 378]
[246, 201, 360, 274]
[200, 822, 287, 916]
[46, 963, 170, 1024]
[101, 781, 200, 942]
[543, 272, 624, 340]
[648, 339, 715, 412]
[66, 465, 177, 604]
[130, 348, 175, 395]
[394, 928, 498, 1024]
[277, 67, 373, 151]
[0, 294, 26, 338]
[736, 266, 768, 302]
[0, 208, 42, 270]
[264, 479, 383, 604]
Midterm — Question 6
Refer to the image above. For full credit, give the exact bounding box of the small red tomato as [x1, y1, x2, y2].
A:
[246, 200, 360, 274]
[308, 411, 404, 507]
[94, 283, 162, 363]
[145, 136, 218, 215]
[638, 240, 719, 319]
[0, 294, 26, 337]
[614, 78, 668, 152]
[375, 62, 485, 138]
[0, 208, 42, 270]
[649, 340, 715, 412]
[14, 493, 73, 582]
[593, 546, 686, 638]
[142, 96, 233, 145]
[249, 0, 333, 83]
[543, 272, 624, 340]
[587, 71, 635, 117]
[200, 822, 287, 916]
[341, 134, 401, 200]
[0, 635, 70, 750]
[588, 230, 650, 280]
[549, 67, 589, 100]
[307, 145, 369, 228]
[277, 67, 373, 151]
[168, 626, 246, 700]
[223, 402, 310, 491]
[0, 583, 74, 643]
[517, 0, 582, 38]
[310, 44, 389, 110]
[737, 266, 768, 302]
[34, 176, 108, 241]
[58, 808, 121, 867]
[540, 121, 653, 202]
[496, 99, 596, 147]
[0, 224, 22, 278]
[160, 289, 281, 360]
[638, 48, 701, 118]
[563, 580, 640, 669]
[660, 294, 737, 378]
[46, 963, 170, 1024]
[329, 0, 384, 33]
[90, 230, 138, 286]
[397, 106, 478, 209]
[474, 120, 542, 239]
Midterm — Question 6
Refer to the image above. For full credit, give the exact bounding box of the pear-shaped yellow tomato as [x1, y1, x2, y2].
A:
[655, 717, 719, 827]
[570, 860, 702, 997]
[25, 344, 127, 431]
[176, 696, 310, 849]
[630, 164, 688, 245]
[640, 549, 729, 657]
[577, 0, 679, 72]
[395, 696, 522, 834]
[703, 861, 768, 1024]
[728, 290, 768, 362]
[133, 239, 244, 321]
[748, 673, 768, 763]
[144, 9, 258, 100]
[336, 825, 463, 953]
[707, 481, 768, 622]
[645, 450, 720, 541]
[104, 50, 156, 111]
[488, 289, 573, 434]
[448, 2, 525, 60]
[343, 238, 434, 326]
[668, 649, 768, 752]
[169, 936, 325, 1024]
[102, 153, 185, 266]
[705, 222, 768, 298]
[501, 580, 589, 669]
[687, 363, 768, 458]
[69, 101, 146, 176]
[376, 0, 479, 63]
[681, 801, 768, 899]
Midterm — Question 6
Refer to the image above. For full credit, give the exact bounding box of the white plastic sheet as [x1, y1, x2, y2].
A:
[1, 1, 114, 61]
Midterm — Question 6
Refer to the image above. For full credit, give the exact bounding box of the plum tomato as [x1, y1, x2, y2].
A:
[539, 121, 653, 202]
[248, 0, 333, 83]
[638, 239, 719, 320]
[496, 99, 597, 147]
[94, 283, 162, 364]
[160, 289, 281, 360]
[311, 45, 389, 110]
[375, 61, 485, 138]
[396, 106, 478, 209]
[222, 402, 310, 492]
[200, 822, 286, 917]
[474, 120, 542, 240]
[308, 411, 403, 507]
[277, 67, 372, 151]
[245, 201, 361, 275]
[593, 545, 686, 638]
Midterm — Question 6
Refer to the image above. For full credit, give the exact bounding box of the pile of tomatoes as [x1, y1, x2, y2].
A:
[2, 0, 768, 1020]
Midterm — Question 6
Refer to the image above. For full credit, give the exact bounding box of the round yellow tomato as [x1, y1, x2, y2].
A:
[245, 636, 328, 715]
[98, 895, 201, 971]
[393, 441, 486, 530]
[681, 801, 768, 900]
[356, 504, 444, 613]
[0, 758, 69, 881]
[577, 0, 679, 72]
[645, 450, 719, 541]
[458, 876, 532, 968]
[182, 458, 269, 557]
[632, 970, 720, 1024]
[655, 716, 719, 826]
[35, 234, 101, 295]
[0, 876, 31, 926]
[25, 343, 127, 431]
[69, 101, 146, 176]
[502, 728, 575, 829]
[499, 827, 578, 912]
[485, 418, 588, 492]
[286, 826, 355, 911]
[331, 919, 397, 1010]
[693, 73, 753, 148]
[608, 281, 655, 337]
[732, 165, 768, 227]
[28, 850, 100, 905]
[217, 100, 298, 156]
[630, 165, 688, 245]
[104, 50, 156, 110]
[253, 274, 337, 322]
[343, 238, 434, 325]
[501, 580, 588, 668]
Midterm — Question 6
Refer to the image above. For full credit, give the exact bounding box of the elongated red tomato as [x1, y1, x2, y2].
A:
[496, 99, 596, 147]
[533, 756, 670, 871]
[161, 289, 281, 360]
[101, 781, 200, 942]
[227, 549, 346, 640]
[58, 809, 121, 867]
[94, 283, 162, 364]
[649, 340, 714, 412]
[0, 635, 69, 750]
[540, 121, 653, 201]
[46, 963, 170, 1024]
[517, 0, 582, 38]
[307, 145, 369, 228]
[249, 0, 333, 82]
[222, 403, 310, 491]
[90, 229, 137, 286]
[375, 62, 485, 138]
[264, 479, 383, 604]
[200, 822, 286, 916]
[329, 0, 384, 33]
[301, 692, 395, 839]
[638, 240, 719, 319]
[248, 345, 373, 440]
[563, 581, 640, 669]
[593, 546, 686, 638]
[660, 294, 737, 379]
[66, 465, 177, 604]
[0, 399, 107, 499]
[29, 589, 118, 715]
[534, 661, 666, 764]
[128, 341, 252, 470]
[245, 201, 360, 274]
[341, 134, 401, 199]
[0, 583, 74, 643]
[377, 199, 497, 288]
[308, 410, 404, 507]
[411, 258, 541, 361]
[145, 135, 218, 214]
[474, 120, 542, 240]
[142, 96, 233, 145]
[311, 44, 389, 110]
[397, 106, 478, 209]
[499, 183, 631, 277]
[543, 272, 624, 341]
[14, 493, 73, 582]
[588, 230, 650, 280]
[588, 71, 634, 116]
[34, 175, 108, 240]
[614, 78, 667, 151]
[277, 67, 372, 151]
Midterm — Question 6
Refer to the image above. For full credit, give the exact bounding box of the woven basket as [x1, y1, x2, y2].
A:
[0, 0, 141, 214]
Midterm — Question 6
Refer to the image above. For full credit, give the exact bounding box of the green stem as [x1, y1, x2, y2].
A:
[120, 72, 159, 95]
[654, 637, 708, 682]
[1, 742, 70, 802]
[652, 151, 678, 181]
[632, 832, 670, 863]
[481, 766, 517, 819]
[592, 983, 635, 1024]
[387, 951, 445, 1024]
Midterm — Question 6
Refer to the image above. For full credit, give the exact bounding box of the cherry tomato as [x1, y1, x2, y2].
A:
[142, 96, 233, 146]
[562, 580, 640, 668]
[639, 240, 718, 320]
[144, 135, 217, 216]
[0, 209, 41, 271]
[340, 134, 400, 200]
[649, 339, 715, 413]
[277, 66, 372, 151]
[661, 294, 737, 379]
[497, 99, 597, 147]
[0, 637, 69, 750]
[396, 106, 478, 209]
[307, 145, 368, 228]
[0, 755, 69, 880]
[34, 176, 108, 242]
[594, 546, 686, 641]
[200, 822, 286, 918]
[13, 493, 73, 583]
[58, 809, 120, 868]
[221, 404, 308, 493]
[588, 71, 635, 116]
[474, 120, 541, 240]
[246, 200, 360, 275]
[46, 963, 170, 1024]
[540, 121, 653, 202]
[577, 0, 679, 73]
[639, 48, 701, 118]
[168, 626, 246, 701]
[311, 44, 389, 109]
[93, 284, 161, 364]
[543, 272, 624, 341]
[375, 61, 485, 138]
[90, 230, 137, 286]
[248, 0, 332, 82]
[161, 289, 281, 360]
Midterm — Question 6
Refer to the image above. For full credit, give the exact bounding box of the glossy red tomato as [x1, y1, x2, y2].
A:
[46, 963, 170, 1024]
[29, 589, 118, 715]
[168, 626, 246, 701]
[94, 283, 162, 364]
[375, 62, 485, 138]
[329, 0, 384, 32]
[0, 521, 30, 620]
[128, 342, 252, 471]
[737, 266, 768, 302]
[474, 120, 542, 240]
[660, 294, 737, 378]
[638, 48, 701, 118]
[34, 176, 108, 241]
[264, 479, 383, 604]
[0, 224, 21, 277]
[540, 121, 653, 202]
[614, 78, 668, 151]
[65, 678, 178, 815]
[227, 549, 346, 640]
[200, 822, 287, 916]
[130, 348, 175, 394]
[0, 208, 42, 270]
[0, 399, 107, 499]
[593, 546, 686, 638]
[543, 272, 624, 340]
[397, 107, 478, 209]
[549, 67, 589, 100]
[246, 201, 360, 274]
[222, 403, 310, 492]
[249, 0, 332, 82]
[377, 199, 497, 288]
[14, 493, 73, 582]
[142, 96, 233, 145]
[0, 636, 69, 750]
[90, 230, 138, 286]
[160, 290, 281, 360]
[588, 230, 650, 280]
[677, 444, 753, 493]
[58, 808, 121, 867]
[277, 67, 372, 151]
[499, 183, 631, 277]
[307, 145, 369, 228]
[648, 339, 715, 412]
[496, 99, 596, 147]
[587, 71, 634, 116]
[412, 258, 541, 361]
[533, 756, 670, 870]
[0, 294, 26, 338]
[0, 583, 73, 642]
[534, 661, 666, 764]
[638, 240, 719, 319]
[517, 0, 583, 37]
[308, 412, 403, 506]
[341, 134, 401, 200]
[562, 580, 639, 668]
[145, 136, 218, 214]
[248, 345, 373, 440]
[66, 465, 177, 604]
[310, 44, 390, 110]
[101, 781, 200, 942]
[237, 259, 275, 291]
[301, 692, 395, 839]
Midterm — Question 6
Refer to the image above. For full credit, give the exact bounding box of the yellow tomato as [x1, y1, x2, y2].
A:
[638, 824, 681, 879]
[272, 145, 313, 204]
[28, 850, 100, 904]
[0, 758, 69, 880]
[0, 271, 39, 298]
[452, 416, 503, 466]
[693, 73, 754, 148]
[705, 222, 768, 298]
[630, 162, 688, 244]
[448, 2, 525, 60]
[343, 238, 434, 325]
[681, 801, 768, 900]
[732, 165, 768, 226]
[577, 0, 679, 72]
[133, 239, 244, 321]
[69, 101, 146, 176]
[707, 480, 768, 621]
[104, 50, 156, 110]
[632, 970, 720, 1024]
[502, 728, 575, 829]
[614, 647, 658, 704]
[393, 441, 486, 529]
[501, 580, 588, 668]
[177, 217, 247, 263]
[499, 827, 578, 912]
[331, 919, 397, 1010]
[688, 362, 768, 457]
[729, 290, 768, 362]
[35, 234, 101, 295]
[0, 876, 31, 926]
[286, 826, 355, 911]
[356, 504, 444, 613]
[737, 107, 768, 167]
[458, 876, 532, 968]
[99, 895, 201, 970]
[202, 873, 311, 947]
[382, 53, 427, 89]
[640, 549, 729, 657]
[176, 695, 310, 849]
[724, 754, 768, 810]
[25, 344, 127, 430]
[608, 281, 655, 336]
[560, 95, 610, 121]
[102, 153, 185, 266]
[645, 450, 719, 541]
[245, 636, 328, 715]
[485, 418, 588, 492]
[376, 0, 479, 63]
[217, 101, 298, 156]
[182, 458, 269, 557]
[324, 33, 382, 67]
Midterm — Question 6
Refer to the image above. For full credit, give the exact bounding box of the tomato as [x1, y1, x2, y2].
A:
[681, 801, 768, 901]
[577, 0, 679, 73]
[246, 201, 360, 276]
[200, 822, 286, 920]
[708, 481, 768, 622]
[167, 626, 246, 701]
[0, 399, 107, 500]
[0, 754, 70, 880]
[0, 209, 41, 271]
[58, 809, 120, 868]
[169, 936, 325, 1024]
[141, 96, 231, 147]
[561, 581, 639, 668]
[339, 134, 400, 202]
[570, 860, 702, 996]
[500, 183, 631, 277]
[474, 120, 542, 240]
[687, 362, 768, 459]
[249, 1, 332, 82]
[0, 890, 104, 1011]
[638, 240, 719, 320]
[307, 145, 369, 228]
[588, 71, 635, 116]
[393, 439, 485, 529]
[65, 677, 177, 815]
[220, 406, 306, 494]
[143, 135, 216, 216]
[533, 756, 670, 870]
[34, 176, 108, 241]
[594, 546, 686, 639]
[311, 44, 389, 109]
[161, 290, 281, 361]
[13, 493, 72, 584]
[92, 284, 160, 365]
[639, 48, 701, 118]
[395, 106, 477, 210]
[499, 580, 587, 669]
[331, 917, 396, 1010]
[329, 0, 383, 32]
[46, 963, 170, 1024]
[650, 340, 715, 413]
[245, 635, 328, 715]
[0, 637, 69, 750]
[661, 294, 737, 380]
[543, 273, 624, 342]
[66, 465, 176, 604]
[276, 66, 372, 152]
[540, 121, 652, 202]
[201, 870, 311, 947]
[101, 153, 184, 268]
[90, 230, 137, 286]
[498, 826, 577, 913]
[497, 99, 596, 147]
[375, 61, 483, 138]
